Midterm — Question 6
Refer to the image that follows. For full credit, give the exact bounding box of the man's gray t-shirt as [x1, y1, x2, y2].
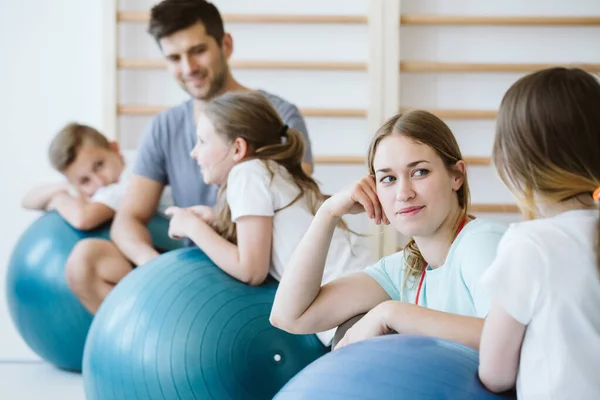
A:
[133, 90, 313, 209]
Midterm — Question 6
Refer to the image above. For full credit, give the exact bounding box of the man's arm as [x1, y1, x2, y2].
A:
[115, 110, 170, 265]
[110, 175, 164, 266]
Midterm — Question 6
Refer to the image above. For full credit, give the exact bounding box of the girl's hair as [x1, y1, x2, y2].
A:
[202, 91, 342, 244]
[493, 67, 600, 271]
[367, 110, 471, 293]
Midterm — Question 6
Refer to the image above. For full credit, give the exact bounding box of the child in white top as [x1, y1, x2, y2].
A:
[22, 122, 172, 230]
[164, 91, 371, 346]
[478, 67, 600, 399]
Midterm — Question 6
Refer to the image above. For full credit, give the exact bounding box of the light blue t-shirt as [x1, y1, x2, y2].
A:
[364, 218, 507, 318]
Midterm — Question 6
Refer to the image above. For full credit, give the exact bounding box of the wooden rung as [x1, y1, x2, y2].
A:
[118, 59, 164, 69]
[314, 155, 365, 164]
[400, 108, 497, 119]
[470, 204, 520, 213]
[117, 105, 366, 118]
[400, 15, 600, 26]
[118, 105, 165, 115]
[118, 59, 368, 71]
[118, 105, 497, 120]
[465, 157, 491, 166]
[117, 11, 367, 24]
[302, 108, 366, 118]
[312, 156, 491, 165]
[400, 62, 600, 73]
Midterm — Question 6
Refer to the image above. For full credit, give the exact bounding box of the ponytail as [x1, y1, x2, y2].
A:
[594, 188, 600, 276]
[254, 128, 324, 214]
[595, 212, 600, 276]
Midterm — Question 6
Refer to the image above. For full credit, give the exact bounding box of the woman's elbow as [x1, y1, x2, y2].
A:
[478, 366, 515, 393]
[245, 275, 267, 287]
[239, 267, 269, 287]
[269, 312, 304, 335]
[71, 215, 100, 231]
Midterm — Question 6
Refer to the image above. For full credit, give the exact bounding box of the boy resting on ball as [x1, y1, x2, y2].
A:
[22, 122, 172, 230]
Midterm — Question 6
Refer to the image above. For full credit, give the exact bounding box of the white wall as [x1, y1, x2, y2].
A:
[0, 0, 104, 359]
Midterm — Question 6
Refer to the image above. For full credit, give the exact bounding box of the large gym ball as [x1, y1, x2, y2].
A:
[5, 211, 182, 372]
[83, 247, 329, 400]
[275, 334, 516, 400]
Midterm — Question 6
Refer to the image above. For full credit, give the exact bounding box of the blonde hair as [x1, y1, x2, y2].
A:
[48, 123, 110, 172]
[494, 67, 600, 271]
[367, 110, 471, 293]
[203, 91, 348, 244]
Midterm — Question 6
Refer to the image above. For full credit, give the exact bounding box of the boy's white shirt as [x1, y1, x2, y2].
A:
[90, 150, 173, 213]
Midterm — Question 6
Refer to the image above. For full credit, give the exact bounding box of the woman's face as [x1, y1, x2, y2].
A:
[372, 134, 464, 238]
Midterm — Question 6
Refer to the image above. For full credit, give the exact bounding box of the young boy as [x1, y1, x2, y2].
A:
[22, 122, 172, 230]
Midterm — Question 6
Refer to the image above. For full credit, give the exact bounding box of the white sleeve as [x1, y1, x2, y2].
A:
[480, 226, 545, 325]
[90, 181, 127, 211]
[226, 161, 274, 222]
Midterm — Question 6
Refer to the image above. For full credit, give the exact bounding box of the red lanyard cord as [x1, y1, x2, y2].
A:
[414, 217, 468, 306]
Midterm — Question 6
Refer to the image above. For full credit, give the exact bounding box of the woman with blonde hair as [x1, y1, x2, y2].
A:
[270, 109, 506, 349]
[164, 91, 371, 346]
[478, 67, 600, 399]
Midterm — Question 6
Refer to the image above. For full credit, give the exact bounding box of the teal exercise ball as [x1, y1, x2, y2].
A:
[5, 212, 182, 371]
[83, 247, 328, 400]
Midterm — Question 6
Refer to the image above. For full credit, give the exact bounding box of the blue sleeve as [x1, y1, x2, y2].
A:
[363, 253, 405, 301]
[132, 116, 168, 185]
[280, 104, 313, 164]
[459, 231, 505, 317]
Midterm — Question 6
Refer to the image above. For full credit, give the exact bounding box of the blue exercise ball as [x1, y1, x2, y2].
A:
[275, 334, 516, 400]
[5, 211, 182, 372]
[83, 247, 328, 400]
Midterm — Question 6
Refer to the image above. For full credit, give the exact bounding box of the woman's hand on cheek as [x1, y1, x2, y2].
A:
[165, 206, 203, 240]
[333, 301, 394, 350]
[322, 176, 390, 225]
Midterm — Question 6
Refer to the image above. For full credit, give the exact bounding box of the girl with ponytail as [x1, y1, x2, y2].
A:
[271, 109, 507, 350]
[165, 91, 371, 346]
[478, 67, 600, 398]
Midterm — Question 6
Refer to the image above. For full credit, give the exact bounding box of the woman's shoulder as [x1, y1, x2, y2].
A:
[452, 218, 508, 260]
[365, 250, 407, 275]
[459, 218, 507, 242]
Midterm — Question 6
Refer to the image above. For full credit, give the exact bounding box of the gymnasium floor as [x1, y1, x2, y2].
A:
[0, 362, 84, 399]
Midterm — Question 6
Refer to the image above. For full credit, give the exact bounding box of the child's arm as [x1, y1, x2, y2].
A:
[270, 176, 391, 334]
[476, 228, 538, 392]
[166, 207, 273, 285]
[21, 183, 71, 210]
[478, 303, 526, 392]
[47, 192, 115, 231]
